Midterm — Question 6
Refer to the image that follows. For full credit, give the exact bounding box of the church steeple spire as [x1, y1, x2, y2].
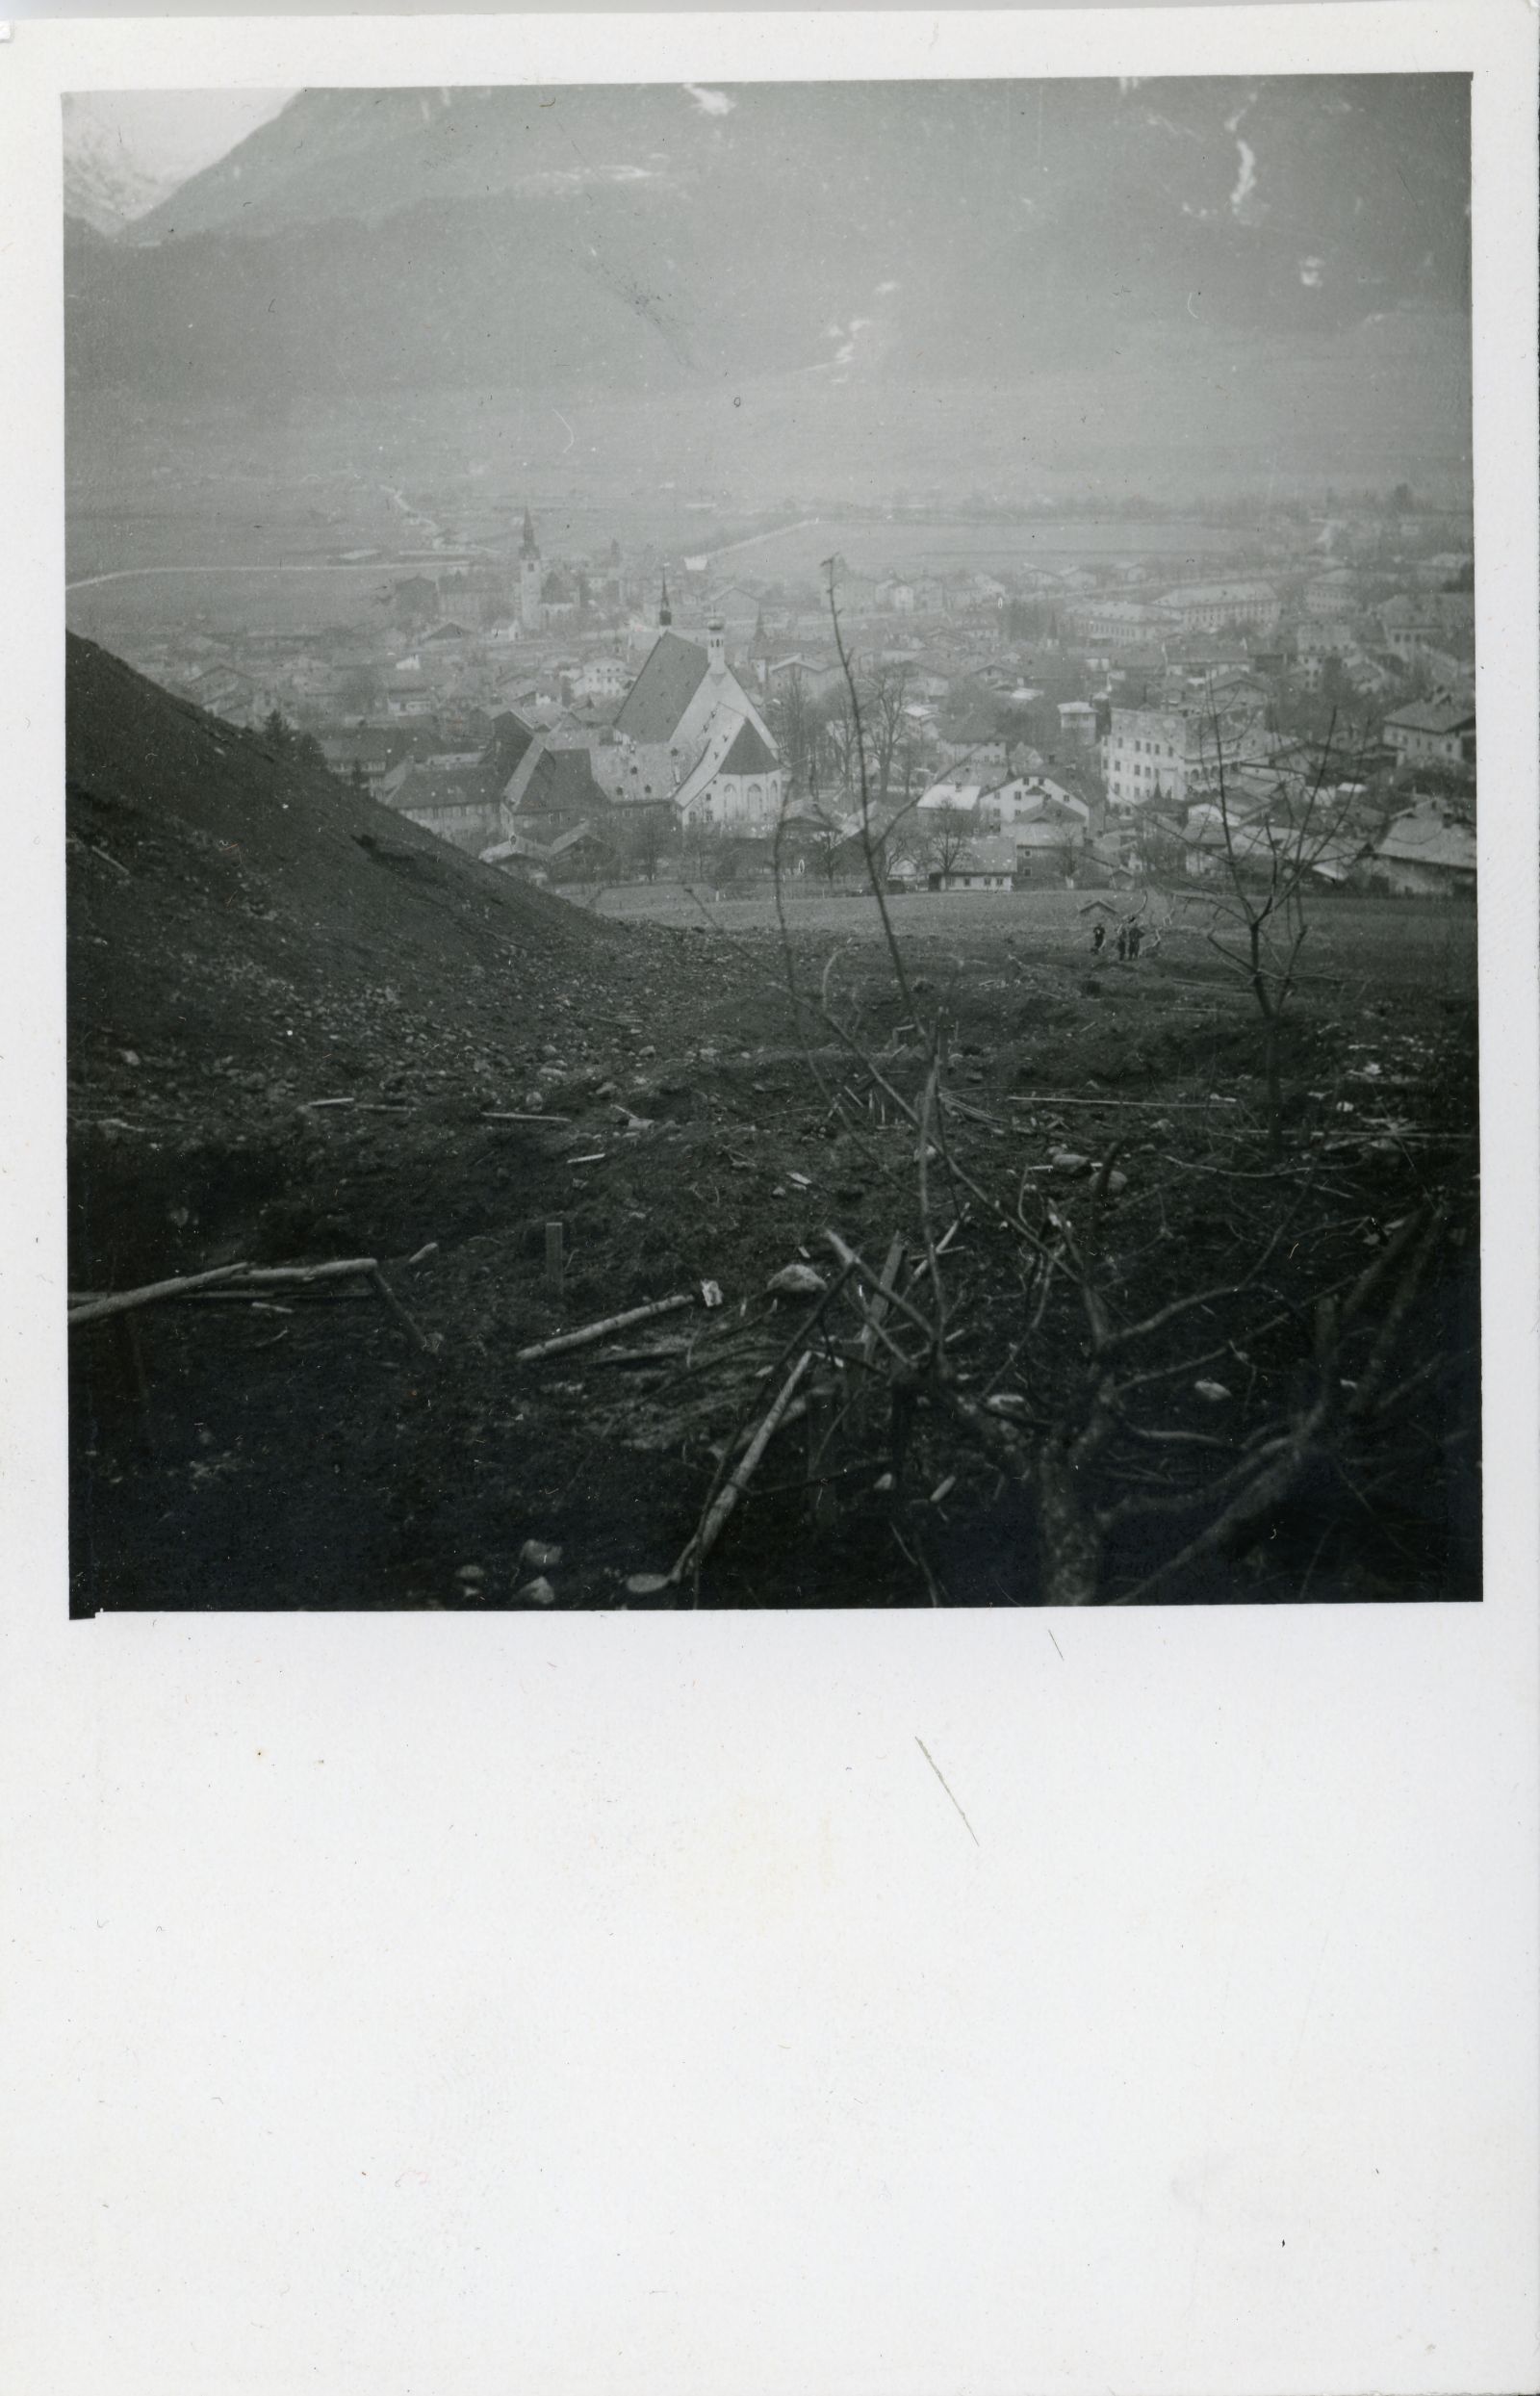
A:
[519, 506, 542, 632]
[658, 571, 672, 630]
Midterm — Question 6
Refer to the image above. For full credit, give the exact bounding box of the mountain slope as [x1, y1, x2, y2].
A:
[75, 77, 1469, 405]
[66, 631, 627, 1099]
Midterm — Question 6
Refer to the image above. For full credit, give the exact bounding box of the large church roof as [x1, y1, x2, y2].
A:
[719, 718, 778, 776]
[613, 631, 709, 745]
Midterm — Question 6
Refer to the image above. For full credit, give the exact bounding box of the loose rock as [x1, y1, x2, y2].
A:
[765, 1262, 829, 1299]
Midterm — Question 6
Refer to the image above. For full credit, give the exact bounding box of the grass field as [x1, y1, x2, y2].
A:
[589, 879, 1477, 996]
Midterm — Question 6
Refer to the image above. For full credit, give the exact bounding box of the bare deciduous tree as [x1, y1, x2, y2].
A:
[920, 804, 975, 883]
[1186, 692, 1379, 1150]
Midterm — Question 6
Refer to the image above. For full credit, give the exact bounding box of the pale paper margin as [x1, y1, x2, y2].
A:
[0, 11, 1535, 2395]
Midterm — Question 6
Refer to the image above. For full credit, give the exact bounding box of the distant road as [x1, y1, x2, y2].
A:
[66, 562, 398, 593]
[67, 525, 826, 594]
[702, 517, 823, 563]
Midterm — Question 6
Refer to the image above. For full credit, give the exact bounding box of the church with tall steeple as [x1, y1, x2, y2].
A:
[518, 506, 543, 633]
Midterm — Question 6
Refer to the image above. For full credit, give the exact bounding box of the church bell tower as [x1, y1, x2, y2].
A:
[519, 506, 542, 633]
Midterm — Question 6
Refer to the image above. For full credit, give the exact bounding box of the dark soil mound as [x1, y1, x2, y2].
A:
[66, 631, 624, 1089]
[66, 633, 757, 1280]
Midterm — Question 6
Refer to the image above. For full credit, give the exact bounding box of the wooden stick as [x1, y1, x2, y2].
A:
[670, 1351, 812, 1584]
[860, 1232, 908, 1366]
[370, 1266, 442, 1356]
[514, 1291, 696, 1365]
[163, 1292, 303, 1311]
[76, 1287, 370, 1310]
[303, 1104, 572, 1123]
[588, 1342, 690, 1368]
[825, 1231, 942, 1347]
[234, 1259, 379, 1288]
[68, 1256, 379, 1327]
[68, 1263, 256, 1327]
[1006, 1094, 1240, 1113]
[911, 1217, 963, 1286]
[941, 1095, 1010, 1129]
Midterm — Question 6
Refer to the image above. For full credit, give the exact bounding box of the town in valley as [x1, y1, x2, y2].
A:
[72, 483, 1476, 905]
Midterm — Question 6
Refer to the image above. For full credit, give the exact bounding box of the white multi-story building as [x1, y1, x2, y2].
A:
[1065, 597, 1174, 648]
[1296, 619, 1355, 661]
[1102, 680, 1273, 815]
[1160, 580, 1281, 633]
[1302, 569, 1358, 617]
[575, 654, 629, 703]
[1101, 707, 1191, 813]
[1381, 700, 1476, 771]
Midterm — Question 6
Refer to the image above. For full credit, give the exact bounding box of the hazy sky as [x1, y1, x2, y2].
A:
[66, 90, 295, 183]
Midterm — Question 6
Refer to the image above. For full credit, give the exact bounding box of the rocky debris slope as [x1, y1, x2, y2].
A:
[66, 633, 759, 1265]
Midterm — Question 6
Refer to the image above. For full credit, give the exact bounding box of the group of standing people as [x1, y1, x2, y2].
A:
[1090, 915, 1144, 962]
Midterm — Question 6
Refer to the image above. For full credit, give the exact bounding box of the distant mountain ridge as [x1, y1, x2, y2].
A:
[72, 79, 1469, 393]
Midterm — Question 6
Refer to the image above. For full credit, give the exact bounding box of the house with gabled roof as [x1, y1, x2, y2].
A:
[376, 708, 537, 853]
[705, 582, 763, 639]
[1381, 700, 1476, 772]
[1362, 797, 1476, 896]
[927, 833, 1019, 891]
[499, 734, 612, 848]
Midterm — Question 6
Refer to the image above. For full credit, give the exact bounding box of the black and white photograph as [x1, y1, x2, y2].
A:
[4, 11, 1538, 2396]
[64, 70, 1481, 1612]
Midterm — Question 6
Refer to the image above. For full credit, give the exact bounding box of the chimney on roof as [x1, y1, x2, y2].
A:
[706, 617, 726, 677]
